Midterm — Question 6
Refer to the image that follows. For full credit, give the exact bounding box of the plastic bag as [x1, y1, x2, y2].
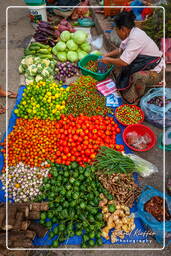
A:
[127, 154, 158, 177]
[137, 185, 171, 245]
[90, 35, 103, 49]
[126, 132, 152, 150]
[140, 88, 171, 128]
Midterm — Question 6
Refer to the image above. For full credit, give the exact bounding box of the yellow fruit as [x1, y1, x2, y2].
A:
[15, 184, 20, 188]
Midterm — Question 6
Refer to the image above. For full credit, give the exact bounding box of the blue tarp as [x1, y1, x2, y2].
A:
[0, 85, 148, 246]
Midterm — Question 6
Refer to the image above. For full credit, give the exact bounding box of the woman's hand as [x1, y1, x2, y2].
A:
[100, 57, 112, 64]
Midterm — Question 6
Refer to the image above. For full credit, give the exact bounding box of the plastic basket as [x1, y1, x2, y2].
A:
[78, 54, 114, 81]
[24, 0, 45, 5]
[123, 124, 157, 152]
[115, 104, 144, 126]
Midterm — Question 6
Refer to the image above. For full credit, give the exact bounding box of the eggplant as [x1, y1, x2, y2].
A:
[37, 27, 57, 37]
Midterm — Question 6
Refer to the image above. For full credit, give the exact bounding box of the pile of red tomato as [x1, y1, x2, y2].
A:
[1, 114, 124, 168]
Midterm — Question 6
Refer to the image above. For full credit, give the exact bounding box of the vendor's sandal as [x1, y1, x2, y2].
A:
[0, 104, 5, 114]
[7, 90, 17, 98]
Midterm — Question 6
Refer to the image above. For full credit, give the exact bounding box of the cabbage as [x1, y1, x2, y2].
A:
[57, 52, 67, 62]
[73, 31, 87, 45]
[78, 50, 87, 60]
[70, 33, 74, 39]
[81, 42, 91, 53]
[60, 31, 71, 42]
[67, 51, 78, 62]
[54, 41, 66, 52]
[66, 40, 78, 51]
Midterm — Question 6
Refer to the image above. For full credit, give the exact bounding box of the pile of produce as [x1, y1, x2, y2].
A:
[52, 30, 91, 62]
[34, 21, 59, 47]
[94, 147, 134, 174]
[36, 162, 113, 248]
[24, 42, 53, 59]
[98, 173, 141, 208]
[67, 76, 114, 116]
[144, 196, 171, 222]
[56, 19, 76, 33]
[85, 60, 98, 72]
[115, 104, 144, 125]
[55, 61, 79, 82]
[85, 60, 109, 74]
[14, 81, 69, 120]
[1, 115, 122, 168]
[0, 202, 49, 248]
[147, 96, 171, 107]
[0, 163, 50, 202]
[33, 20, 75, 47]
[18, 56, 57, 85]
[126, 131, 152, 150]
[99, 194, 135, 243]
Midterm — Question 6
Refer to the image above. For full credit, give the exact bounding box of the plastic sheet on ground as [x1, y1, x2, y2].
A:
[0, 85, 148, 246]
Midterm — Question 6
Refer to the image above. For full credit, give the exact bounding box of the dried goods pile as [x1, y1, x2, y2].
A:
[0, 202, 49, 248]
[66, 76, 113, 116]
[144, 196, 171, 222]
[98, 173, 141, 208]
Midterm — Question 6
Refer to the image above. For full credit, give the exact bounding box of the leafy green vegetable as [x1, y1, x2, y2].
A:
[56, 52, 67, 62]
[60, 31, 71, 42]
[66, 39, 78, 51]
[81, 42, 91, 53]
[67, 51, 78, 62]
[73, 30, 87, 44]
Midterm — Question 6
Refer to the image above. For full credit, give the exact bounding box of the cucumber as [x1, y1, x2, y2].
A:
[38, 49, 51, 54]
[36, 54, 53, 59]
[30, 42, 50, 49]
[28, 46, 41, 51]
[24, 50, 36, 55]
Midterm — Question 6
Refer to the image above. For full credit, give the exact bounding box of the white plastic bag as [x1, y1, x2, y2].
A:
[90, 35, 103, 49]
[127, 154, 159, 177]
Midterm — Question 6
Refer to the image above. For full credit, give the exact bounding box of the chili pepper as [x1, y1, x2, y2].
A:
[115, 105, 143, 125]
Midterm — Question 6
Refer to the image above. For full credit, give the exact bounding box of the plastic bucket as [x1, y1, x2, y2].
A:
[24, 0, 47, 26]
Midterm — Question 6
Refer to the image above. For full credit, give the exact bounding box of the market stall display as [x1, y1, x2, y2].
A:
[0, 6, 164, 248]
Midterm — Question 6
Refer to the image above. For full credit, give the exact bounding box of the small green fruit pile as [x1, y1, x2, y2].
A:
[37, 162, 114, 248]
[14, 81, 70, 120]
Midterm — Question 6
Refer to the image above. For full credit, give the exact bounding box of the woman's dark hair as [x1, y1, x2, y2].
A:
[114, 11, 136, 29]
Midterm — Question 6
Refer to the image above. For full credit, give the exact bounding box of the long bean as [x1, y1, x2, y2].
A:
[94, 146, 135, 174]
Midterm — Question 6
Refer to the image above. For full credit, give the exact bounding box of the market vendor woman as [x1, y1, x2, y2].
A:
[101, 11, 164, 104]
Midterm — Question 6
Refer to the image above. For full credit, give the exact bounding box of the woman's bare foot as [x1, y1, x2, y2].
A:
[0, 88, 17, 98]
[0, 104, 5, 114]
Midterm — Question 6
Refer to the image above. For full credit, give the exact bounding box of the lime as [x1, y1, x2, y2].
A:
[52, 240, 59, 248]
[108, 204, 116, 213]
[48, 231, 55, 239]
